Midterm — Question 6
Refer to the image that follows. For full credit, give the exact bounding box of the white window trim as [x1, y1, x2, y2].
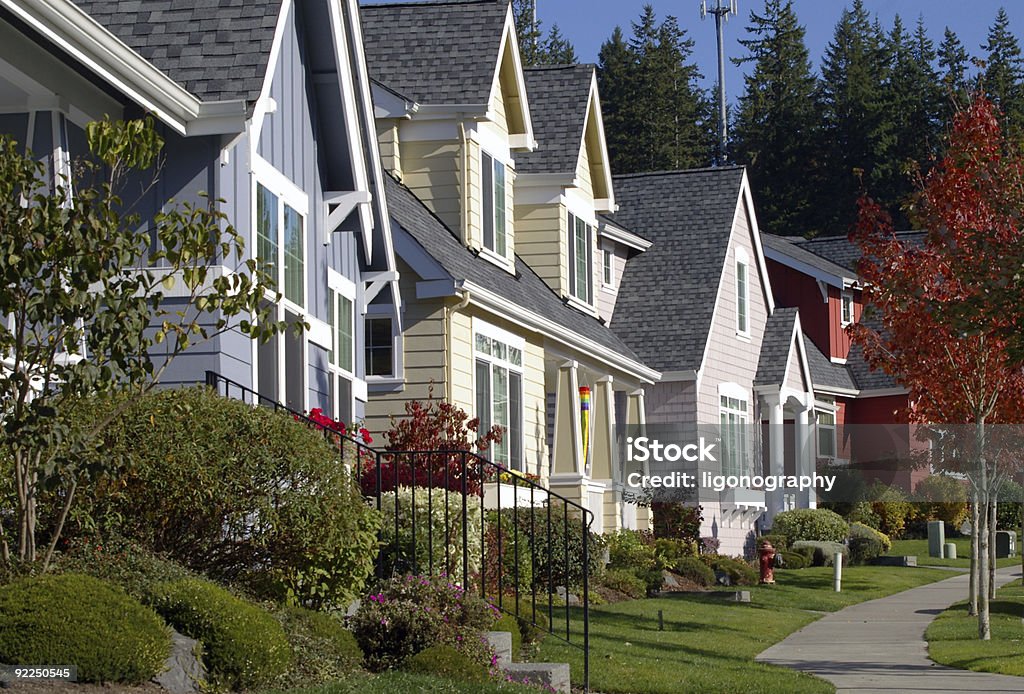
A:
[601, 246, 615, 289]
[365, 305, 403, 382]
[472, 318, 526, 471]
[737, 247, 753, 339]
[840, 290, 854, 327]
[327, 269, 356, 378]
[567, 211, 595, 307]
[480, 149, 508, 260]
[719, 390, 750, 477]
[816, 408, 838, 459]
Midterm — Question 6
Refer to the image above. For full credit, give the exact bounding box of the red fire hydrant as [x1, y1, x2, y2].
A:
[758, 541, 776, 584]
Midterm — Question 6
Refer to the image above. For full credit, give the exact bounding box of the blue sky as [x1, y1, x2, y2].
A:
[533, 1, 1022, 103]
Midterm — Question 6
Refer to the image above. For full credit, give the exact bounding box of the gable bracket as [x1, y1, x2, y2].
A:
[323, 190, 372, 245]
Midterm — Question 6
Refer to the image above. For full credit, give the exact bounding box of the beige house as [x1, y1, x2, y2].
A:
[361, 0, 659, 532]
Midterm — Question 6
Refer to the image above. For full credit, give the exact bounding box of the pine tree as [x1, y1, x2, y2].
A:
[938, 27, 972, 124]
[817, 0, 889, 234]
[512, 0, 578, 67]
[597, 5, 713, 173]
[731, 0, 821, 236]
[874, 15, 942, 226]
[982, 7, 1024, 131]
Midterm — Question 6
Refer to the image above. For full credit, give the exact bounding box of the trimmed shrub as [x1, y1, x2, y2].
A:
[673, 557, 715, 587]
[865, 482, 912, 539]
[0, 574, 170, 684]
[493, 613, 522, 660]
[378, 487, 483, 578]
[74, 387, 381, 610]
[273, 607, 361, 689]
[350, 574, 498, 671]
[403, 644, 490, 683]
[53, 535, 193, 601]
[705, 556, 758, 586]
[848, 522, 891, 564]
[499, 507, 605, 591]
[779, 551, 808, 569]
[773, 508, 849, 543]
[148, 577, 292, 690]
[607, 529, 659, 570]
[789, 545, 815, 565]
[600, 568, 648, 599]
[792, 541, 849, 567]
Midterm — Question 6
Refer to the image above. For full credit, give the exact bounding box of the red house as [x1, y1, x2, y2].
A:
[761, 233, 930, 494]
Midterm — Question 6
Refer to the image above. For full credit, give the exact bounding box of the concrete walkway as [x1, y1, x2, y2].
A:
[757, 566, 1024, 693]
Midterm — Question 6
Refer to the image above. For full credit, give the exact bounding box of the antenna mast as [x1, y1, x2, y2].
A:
[701, 0, 737, 164]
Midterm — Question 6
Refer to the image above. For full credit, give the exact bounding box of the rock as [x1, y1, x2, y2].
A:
[485, 631, 514, 667]
[154, 629, 206, 694]
[502, 662, 571, 693]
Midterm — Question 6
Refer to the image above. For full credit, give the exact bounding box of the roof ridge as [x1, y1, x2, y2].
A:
[613, 165, 745, 179]
[524, 63, 595, 72]
[362, 0, 501, 8]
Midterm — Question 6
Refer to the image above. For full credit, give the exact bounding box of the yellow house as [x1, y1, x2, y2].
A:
[361, 0, 660, 532]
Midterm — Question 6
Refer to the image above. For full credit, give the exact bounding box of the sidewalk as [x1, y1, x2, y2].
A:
[756, 565, 1024, 693]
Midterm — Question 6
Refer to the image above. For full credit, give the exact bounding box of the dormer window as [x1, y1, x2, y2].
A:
[482, 152, 507, 257]
[841, 291, 854, 326]
[568, 212, 593, 304]
[735, 247, 749, 336]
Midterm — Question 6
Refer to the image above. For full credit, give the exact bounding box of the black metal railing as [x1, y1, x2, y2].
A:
[204, 371, 591, 691]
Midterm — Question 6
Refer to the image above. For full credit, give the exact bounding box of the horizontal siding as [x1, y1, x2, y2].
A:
[399, 139, 463, 234]
[514, 203, 563, 291]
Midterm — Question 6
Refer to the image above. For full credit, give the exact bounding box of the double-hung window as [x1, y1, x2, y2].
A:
[481, 152, 507, 257]
[327, 271, 355, 422]
[720, 395, 749, 477]
[475, 326, 523, 470]
[567, 213, 593, 304]
[257, 182, 306, 308]
[840, 291, 854, 326]
[602, 247, 614, 287]
[365, 315, 395, 377]
[736, 260, 749, 335]
[817, 409, 837, 459]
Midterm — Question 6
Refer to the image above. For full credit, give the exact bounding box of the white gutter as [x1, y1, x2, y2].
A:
[812, 383, 908, 399]
[4, 0, 247, 135]
[459, 281, 661, 384]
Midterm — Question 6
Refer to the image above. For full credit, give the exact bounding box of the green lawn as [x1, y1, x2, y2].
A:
[535, 566, 953, 694]
[261, 671, 538, 694]
[926, 580, 1024, 677]
[890, 537, 1021, 569]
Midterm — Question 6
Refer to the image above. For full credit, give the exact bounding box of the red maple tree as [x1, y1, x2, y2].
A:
[851, 93, 1024, 639]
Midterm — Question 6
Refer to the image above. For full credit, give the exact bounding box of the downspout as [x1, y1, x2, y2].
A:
[445, 284, 471, 403]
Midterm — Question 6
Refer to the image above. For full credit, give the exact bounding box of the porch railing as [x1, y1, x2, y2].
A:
[204, 371, 591, 691]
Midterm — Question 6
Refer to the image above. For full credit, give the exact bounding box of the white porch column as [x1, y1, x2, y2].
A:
[592, 377, 621, 533]
[766, 393, 785, 525]
[551, 360, 582, 476]
[625, 388, 650, 531]
[795, 406, 816, 509]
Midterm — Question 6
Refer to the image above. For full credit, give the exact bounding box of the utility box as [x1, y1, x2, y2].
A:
[995, 531, 1016, 558]
[928, 521, 945, 558]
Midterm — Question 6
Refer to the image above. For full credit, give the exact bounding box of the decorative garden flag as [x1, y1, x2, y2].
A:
[579, 386, 591, 465]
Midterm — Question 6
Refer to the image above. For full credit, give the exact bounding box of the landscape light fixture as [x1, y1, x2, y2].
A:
[701, 0, 738, 165]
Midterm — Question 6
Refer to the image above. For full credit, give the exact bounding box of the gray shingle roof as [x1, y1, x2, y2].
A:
[516, 65, 593, 174]
[360, 0, 509, 105]
[803, 333, 858, 391]
[755, 308, 799, 385]
[608, 167, 745, 372]
[384, 173, 643, 363]
[762, 233, 856, 282]
[846, 338, 901, 390]
[73, 0, 282, 103]
[790, 231, 926, 274]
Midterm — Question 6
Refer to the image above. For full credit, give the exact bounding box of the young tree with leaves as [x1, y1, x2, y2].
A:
[0, 119, 283, 568]
[731, 0, 821, 236]
[852, 95, 1024, 639]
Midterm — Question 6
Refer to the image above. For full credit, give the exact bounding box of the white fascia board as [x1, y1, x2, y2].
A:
[581, 70, 614, 209]
[487, 5, 534, 148]
[810, 383, 908, 399]
[598, 220, 652, 252]
[784, 313, 815, 399]
[5, 0, 246, 135]
[370, 81, 418, 119]
[461, 280, 661, 384]
[737, 171, 775, 315]
[762, 245, 850, 290]
[659, 370, 698, 382]
[412, 103, 490, 119]
[392, 223, 450, 282]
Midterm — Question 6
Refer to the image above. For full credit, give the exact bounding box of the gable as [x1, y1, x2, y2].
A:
[578, 77, 612, 206]
[489, 10, 532, 145]
[783, 332, 811, 394]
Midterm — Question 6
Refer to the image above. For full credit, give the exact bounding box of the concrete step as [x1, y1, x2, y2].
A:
[485, 630, 513, 667]
[501, 662, 571, 693]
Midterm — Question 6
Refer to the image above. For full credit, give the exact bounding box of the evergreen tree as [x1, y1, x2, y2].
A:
[981, 7, 1024, 131]
[875, 15, 942, 226]
[938, 27, 972, 124]
[817, 0, 889, 234]
[597, 5, 712, 173]
[511, 0, 577, 66]
[731, 0, 821, 236]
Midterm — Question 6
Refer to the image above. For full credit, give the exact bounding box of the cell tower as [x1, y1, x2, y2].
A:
[701, 0, 737, 164]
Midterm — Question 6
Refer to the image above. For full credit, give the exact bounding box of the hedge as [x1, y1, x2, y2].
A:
[791, 541, 849, 567]
[148, 577, 292, 690]
[0, 574, 170, 684]
[772, 508, 849, 543]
